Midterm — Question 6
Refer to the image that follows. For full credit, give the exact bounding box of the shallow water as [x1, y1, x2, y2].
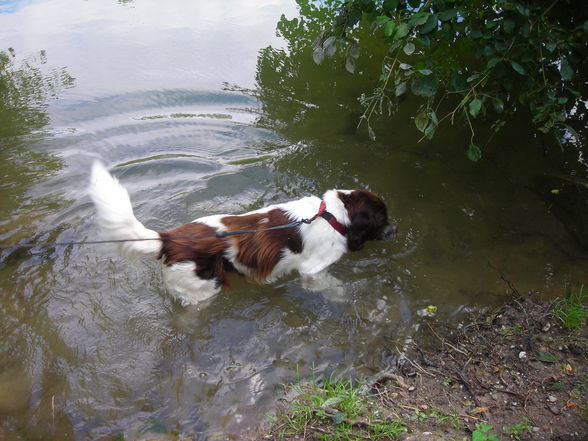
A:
[0, 1, 586, 440]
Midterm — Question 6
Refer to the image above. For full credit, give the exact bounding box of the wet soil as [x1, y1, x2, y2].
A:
[257, 296, 588, 440]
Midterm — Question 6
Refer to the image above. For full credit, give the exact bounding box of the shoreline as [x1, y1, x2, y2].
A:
[254, 294, 588, 440]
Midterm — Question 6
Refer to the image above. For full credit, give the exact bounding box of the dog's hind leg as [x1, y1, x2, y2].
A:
[161, 262, 220, 307]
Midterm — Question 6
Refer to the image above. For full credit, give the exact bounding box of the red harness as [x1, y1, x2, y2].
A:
[312, 201, 347, 236]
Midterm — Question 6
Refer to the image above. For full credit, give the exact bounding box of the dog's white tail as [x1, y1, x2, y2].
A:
[88, 162, 161, 259]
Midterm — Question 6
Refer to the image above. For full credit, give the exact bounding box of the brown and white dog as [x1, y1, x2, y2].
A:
[89, 162, 396, 306]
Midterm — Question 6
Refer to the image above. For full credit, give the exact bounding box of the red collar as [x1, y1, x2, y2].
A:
[315, 201, 347, 236]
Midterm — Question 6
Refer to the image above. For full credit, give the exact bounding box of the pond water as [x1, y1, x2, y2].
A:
[0, 1, 586, 440]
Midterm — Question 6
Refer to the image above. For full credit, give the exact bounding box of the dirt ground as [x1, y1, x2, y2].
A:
[257, 295, 588, 440]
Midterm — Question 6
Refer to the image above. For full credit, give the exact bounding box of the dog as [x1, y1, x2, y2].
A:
[89, 162, 396, 306]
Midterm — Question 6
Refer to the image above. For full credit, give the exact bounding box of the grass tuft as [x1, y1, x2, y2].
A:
[554, 284, 587, 329]
[274, 372, 406, 440]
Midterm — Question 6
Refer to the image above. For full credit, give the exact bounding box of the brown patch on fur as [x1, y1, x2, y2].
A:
[221, 209, 302, 282]
[158, 223, 233, 286]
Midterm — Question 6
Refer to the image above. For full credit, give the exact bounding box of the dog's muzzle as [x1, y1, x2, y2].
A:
[381, 224, 398, 240]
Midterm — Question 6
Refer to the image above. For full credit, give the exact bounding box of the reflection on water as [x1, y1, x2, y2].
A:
[0, 48, 76, 440]
[0, 1, 586, 441]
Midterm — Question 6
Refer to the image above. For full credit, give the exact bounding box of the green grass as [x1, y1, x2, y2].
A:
[503, 417, 533, 440]
[275, 372, 406, 440]
[554, 284, 587, 329]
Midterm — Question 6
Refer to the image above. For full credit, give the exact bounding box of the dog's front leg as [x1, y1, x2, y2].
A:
[301, 270, 347, 301]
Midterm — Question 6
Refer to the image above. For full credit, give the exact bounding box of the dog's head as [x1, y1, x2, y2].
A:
[338, 190, 397, 251]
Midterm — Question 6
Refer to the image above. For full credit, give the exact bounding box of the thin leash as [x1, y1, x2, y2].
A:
[0, 202, 335, 251]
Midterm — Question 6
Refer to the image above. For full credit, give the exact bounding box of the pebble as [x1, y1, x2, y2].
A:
[532, 427, 540, 433]
[547, 395, 557, 402]
[518, 351, 527, 360]
[408, 386, 416, 392]
[542, 322, 551, 332]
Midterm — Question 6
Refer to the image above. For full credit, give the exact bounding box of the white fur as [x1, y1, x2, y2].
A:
[161, 262, 220, 306]
[89, 162, 353, 306]
[88, 162, 161, 259]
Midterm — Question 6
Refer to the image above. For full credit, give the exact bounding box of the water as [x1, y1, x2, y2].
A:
[0, 1, 586, 440]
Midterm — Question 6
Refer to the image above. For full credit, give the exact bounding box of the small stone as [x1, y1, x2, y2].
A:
[547, 395, 557, 402]
[548, 405, 561, 415]
[518, 351, 527, 360]
[408, 386, 416, 392]
[542, 322, 551, 332]
[532, 427, 540, 433]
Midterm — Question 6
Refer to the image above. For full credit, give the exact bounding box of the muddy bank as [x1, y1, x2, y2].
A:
[256, 295, 587, 440]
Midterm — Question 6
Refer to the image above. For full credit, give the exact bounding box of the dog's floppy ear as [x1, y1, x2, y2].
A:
[346, 212, 370, 251]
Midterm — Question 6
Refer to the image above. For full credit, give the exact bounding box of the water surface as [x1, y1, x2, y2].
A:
[0, 1, 586, 440]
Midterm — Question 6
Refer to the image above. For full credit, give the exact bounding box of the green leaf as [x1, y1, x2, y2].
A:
[510, 60, 526, 75]
[545, 41, 556, 52]
[409, 13, 430, 27]
[583, 19, 588, 33]
[560, 57, 573, 81]
[419, 34, 431, 46]
[450, 71, 467, 91]
[417, 69, 432, 75]
[470, 28, 482, 39]
[399, 62, 412, 70]
[515, 4, 530, 16]
[492, 98, 504, 113]
[472, 430, 487, 441]
[333, 411, 347, 425]
[403, 42, 415, 55]
[394, 23, 410, 40]
[467, 143, 482, 162]
[424, 123, 436, 139]
[486, 57, 500, 70]
[348, 42, 360, 59]
[419, 13, 438, 34]
[469, 98, 482, 118]
[415, 111, 429, 133]
[367, 125, 376, 141]
[483, 45, 494, 57]
[345, 56, 356, 74]
[322, 396, 344, 408]
[535, 352, 558, 363]
[467, 73, 481, 83]
[438, 8, 457, 21]
[494, 39, 508, 52]
[312, 47, 324, 65]
[383, 0, 399, 13]
[395, 81, 407, 96]
[503, 18, 515, 33]
[322, 36, 336, 49]
[411, 74, 439, 97]
[383, 20, 396, 37]
[375, 15, 391, 25]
